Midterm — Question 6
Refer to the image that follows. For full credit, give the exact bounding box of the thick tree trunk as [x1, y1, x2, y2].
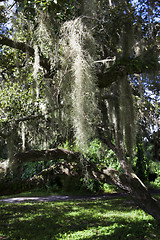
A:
[128, 175, 160, 222]
[96, 128, 160, 221]
[93, 167, 160, 222]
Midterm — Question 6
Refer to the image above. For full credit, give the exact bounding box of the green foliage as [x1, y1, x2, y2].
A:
[21, 162, 43, 180]
[16, 0, 76, 21]
[87, 139, 101, 163]
[0, 82, 33, 121]
[148, 161, 160, 185]
[134, 137, 149, 182]
[0, 197, 160, 239]
[103, 183, 119, 193]
[88, 139, 121, 170]
[59, 140, 75, 152]
[0, 6, 7, 25]
[78, 178, 104, 194]
[153, 177, 160, 189]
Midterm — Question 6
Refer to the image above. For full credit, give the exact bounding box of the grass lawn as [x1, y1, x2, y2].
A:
[0, 195, 160, 240]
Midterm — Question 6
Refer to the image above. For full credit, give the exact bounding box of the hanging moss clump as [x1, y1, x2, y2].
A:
[60, 18, 99, 154]
[119, 76, 136, 161]
[105, 76, 136, 163]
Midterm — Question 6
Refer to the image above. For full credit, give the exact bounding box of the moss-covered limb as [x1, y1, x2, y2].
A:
[1, 34, 159, 89]
[118, 173, 160, 222]
[37, 161, 80, 178]
[24, 162, 82, 190]
[0, 34, 51, 73]
[0, 160, 82, 195]
[13, 148, 152, 198]
[97, 51, 160, 88]
[28, 157, 160, 222]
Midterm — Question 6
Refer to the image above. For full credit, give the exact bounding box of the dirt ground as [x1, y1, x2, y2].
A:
[0, 192, 128, 203]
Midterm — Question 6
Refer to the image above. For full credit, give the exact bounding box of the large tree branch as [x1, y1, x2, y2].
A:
[97, 51, 160, 88]
[0, 34, 51, 73]
[1, 34, 159, 88]
[14, 114, 45, 123]
[13, 148, 81, 165]
[94, 166, 160, 221]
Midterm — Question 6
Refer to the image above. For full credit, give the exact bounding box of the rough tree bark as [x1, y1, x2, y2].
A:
[13, 148, 80, 165]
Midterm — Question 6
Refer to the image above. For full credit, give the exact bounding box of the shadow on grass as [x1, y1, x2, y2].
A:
[0, 198, 160, 240]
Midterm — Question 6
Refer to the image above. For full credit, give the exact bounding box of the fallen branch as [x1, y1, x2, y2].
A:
[13, 148, 81, 165]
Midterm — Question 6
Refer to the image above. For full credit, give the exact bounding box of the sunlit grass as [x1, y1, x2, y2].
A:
[0, 197, 160, 240]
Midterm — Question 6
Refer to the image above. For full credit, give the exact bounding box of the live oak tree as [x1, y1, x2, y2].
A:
[0, 0, 160, 221]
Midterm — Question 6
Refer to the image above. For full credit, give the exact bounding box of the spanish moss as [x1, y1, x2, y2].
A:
[60, 18, 99, 154]
[119, 76, 136, 160]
